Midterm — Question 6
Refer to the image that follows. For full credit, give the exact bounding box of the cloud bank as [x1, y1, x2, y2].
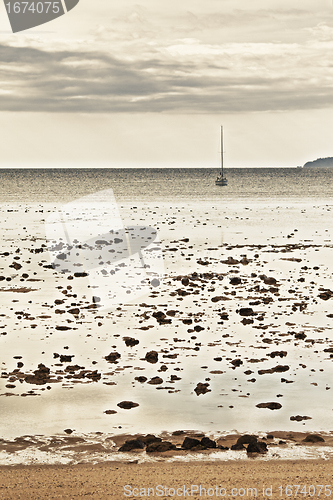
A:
[1, 4, 333, 113]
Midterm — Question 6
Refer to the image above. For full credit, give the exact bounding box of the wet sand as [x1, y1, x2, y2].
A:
[1, 459, 333, 499]
[0, 189, 332, 466]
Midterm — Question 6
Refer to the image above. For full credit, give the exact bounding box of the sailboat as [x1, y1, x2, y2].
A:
[215, 126, 228, 186]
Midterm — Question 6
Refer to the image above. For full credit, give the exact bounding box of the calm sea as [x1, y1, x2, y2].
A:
[0, 167, 332, 203]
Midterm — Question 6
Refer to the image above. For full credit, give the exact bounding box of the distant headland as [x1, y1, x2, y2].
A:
[303, 157, 333, 168]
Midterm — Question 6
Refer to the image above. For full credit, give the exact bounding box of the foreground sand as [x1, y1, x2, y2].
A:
[1, 460, 333, 499]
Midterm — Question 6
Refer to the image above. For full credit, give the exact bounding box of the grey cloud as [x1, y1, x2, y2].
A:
[0, 42, 332, 113]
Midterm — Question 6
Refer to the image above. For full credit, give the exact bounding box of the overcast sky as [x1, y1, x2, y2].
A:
[0, 0, 333, 167]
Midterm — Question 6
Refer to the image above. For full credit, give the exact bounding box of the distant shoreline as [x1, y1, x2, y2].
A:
[303, 157, 333, 168]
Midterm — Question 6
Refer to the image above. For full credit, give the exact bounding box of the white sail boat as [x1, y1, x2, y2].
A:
[215, 126, 228, 186]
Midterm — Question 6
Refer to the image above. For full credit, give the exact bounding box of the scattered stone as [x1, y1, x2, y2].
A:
[105, 352, 121, 363]
[25, 364, 51, 385]
[194, 382, 211, 395]
[123, 337, 139, 347]
[294, 332, 307, 340]
[182, 437, 201, 449]
[141, 435, 162, 445]
[231, 359, 243, 367]
[247, 441, 268, 453]
[146, 441, 176, 453]
[231, 443, 245, 450]
[119, 439, 145, 451]
[145, 351, 158, 364]
[318, 289, 333, 301]
[201, 437, 217, 448]
[238, 308, 255, 316]
[256, 402, 282, 410]
[117, 401, 139, 409]
[290, 415, 312, 421]
[230, 277, 242, 285]
[302, 434, 325, 443]
[258, 365, 289, 375]
[147, 376, 163, 385]
[59, 355, 74, 363]
[237, 435, 257, 445]
[268, 351, 287, 358]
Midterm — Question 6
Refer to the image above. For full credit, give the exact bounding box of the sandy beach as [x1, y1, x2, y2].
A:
[1, 459, 333, 499]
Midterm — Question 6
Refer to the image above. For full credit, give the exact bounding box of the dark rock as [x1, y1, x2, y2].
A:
[117, 401, 139, 409]
[64, 429, 73, 434]
[104, 410, 117, 414]
[294, 332, 307, 340]
[256, 402, 282, 410]
[318, 289, 333, 301]
[201, 437, 216, 448]
[123, 337, 139, 347]
[258, 365, 289, 375]
[211, 296, 225, 302]
[261, 276, 277, 285]
[236, 435, 257, 445]
[231, 359, 243, 367]
[290, 415, 312, 421]
[141, 435, 161, 445]
[10, 262, 22, 270]
[145, 351, 158, 364]
[59, 354, 74, 363]
[146, 441, 176, 453]
[68, 308, 80, 315]
[119, 439, 145, 451]
[182, 437, 201, 449]
[193, 325, 205, 332]
[238, 308, 254, 316]
[268, 351, 287, 358]
[247, 441, 268, 454]
[147, 376, 163, 385]
[25, 364, 51, 385]
[231, 443, 245, 450]
[135, 376, 147, 383]
[194, 382, 211, 395]
[153, 311, 166, 320]
[230, 277, 242, 285]
[105, 352, 121, 363]
[74, 272, 88, 277]
[302, 434, 325, 443]
[241, 318, 254, 325]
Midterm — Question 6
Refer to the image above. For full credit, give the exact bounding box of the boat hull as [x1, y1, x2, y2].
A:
[215, 177, 228, 186]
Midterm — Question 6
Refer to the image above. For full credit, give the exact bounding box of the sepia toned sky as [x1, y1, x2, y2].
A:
[0, 0, 333, 167]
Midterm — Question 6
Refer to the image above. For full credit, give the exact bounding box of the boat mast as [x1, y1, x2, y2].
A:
[220, 126, 224, 177]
